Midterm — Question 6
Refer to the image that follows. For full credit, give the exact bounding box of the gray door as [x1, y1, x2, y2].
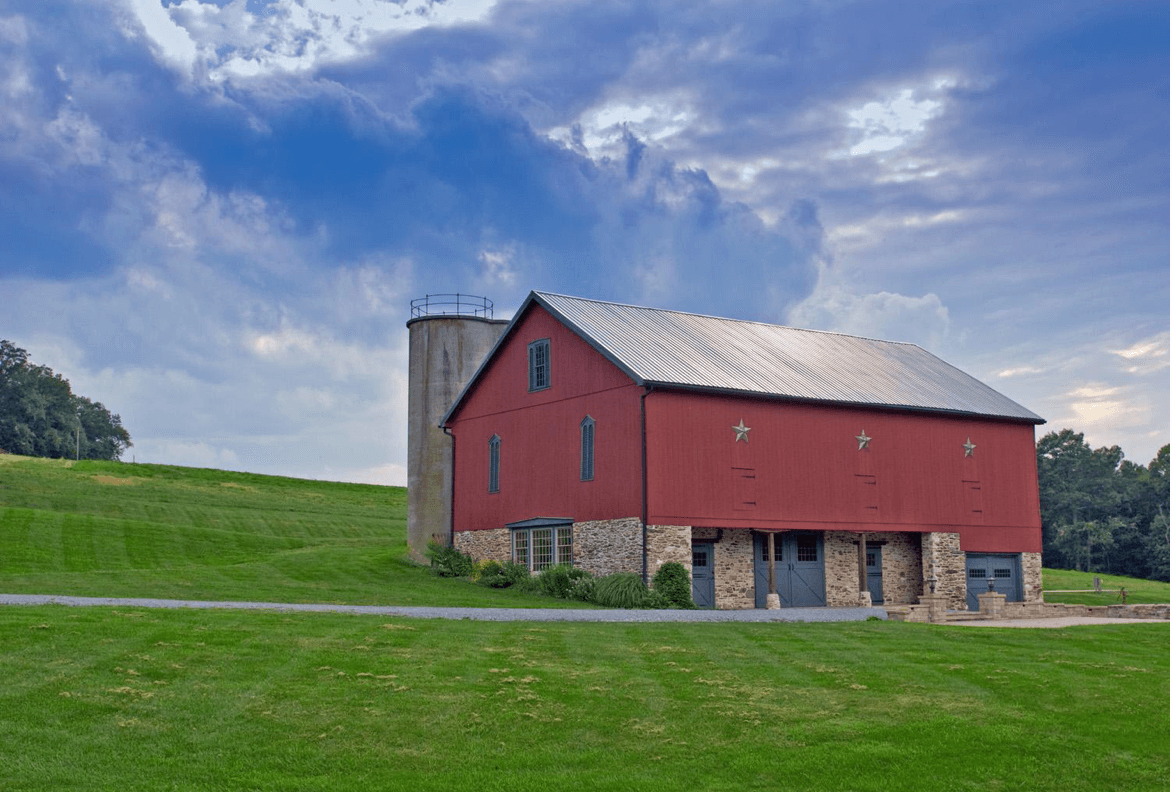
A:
[965, 553, 1021, 611]
[753, 533, 826, 608]
[691, 543, 715, 609]
[866, 544, 883, 604]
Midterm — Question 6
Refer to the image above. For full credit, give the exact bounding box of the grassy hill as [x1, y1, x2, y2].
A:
[0, 454, 576, 607]
[0, 455, 1168, 791]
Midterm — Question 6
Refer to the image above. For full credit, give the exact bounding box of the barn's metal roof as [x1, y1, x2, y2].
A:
[442, 291, 1044, 425]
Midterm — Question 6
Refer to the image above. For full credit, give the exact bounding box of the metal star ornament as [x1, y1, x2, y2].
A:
[963, 437, 976, 457]
[732, 419, 751, 443]
[856, 430, 871, 450]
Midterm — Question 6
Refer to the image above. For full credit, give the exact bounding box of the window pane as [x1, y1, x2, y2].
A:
[692, 550, 708, 568]
[581, 418, 594, 480]
[513, 530, 528, 567]
[532, 528, 553, 571]
[488, 436, 500, 493]
[994, 568, 1011, 578]
[969, 568, 986, 578]
[796, 536, 817, 562]
[556, 527, 573, 565]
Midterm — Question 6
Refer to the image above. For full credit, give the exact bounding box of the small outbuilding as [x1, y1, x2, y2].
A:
[439, 291, 1045, 610]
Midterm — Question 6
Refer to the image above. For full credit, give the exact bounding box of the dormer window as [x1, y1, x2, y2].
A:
[528, 339, 550, 391]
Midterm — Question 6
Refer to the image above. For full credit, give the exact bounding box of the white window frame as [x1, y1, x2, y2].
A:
[511, 524, 572, 571]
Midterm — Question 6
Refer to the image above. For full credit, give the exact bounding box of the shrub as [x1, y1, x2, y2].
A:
[471, 559, 502, 582]
[568, 575, 596, 602]
[500, 561, 532, 586]
[593, 572, 652, 609]
[651, 562, 696, 609]
[535, 564, 592, 599]
[425, 540, 474, 578]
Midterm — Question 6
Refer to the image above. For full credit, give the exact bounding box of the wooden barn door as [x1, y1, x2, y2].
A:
[754, 532, 826, 608]
[691, 543, 715, 609]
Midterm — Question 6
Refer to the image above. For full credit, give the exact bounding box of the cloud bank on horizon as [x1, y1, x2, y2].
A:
[1, 0, 1167, 484]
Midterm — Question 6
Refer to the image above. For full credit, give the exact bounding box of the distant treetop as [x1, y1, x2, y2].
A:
[0, 340, 132, 461]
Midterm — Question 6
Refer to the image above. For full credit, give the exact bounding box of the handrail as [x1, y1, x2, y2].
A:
[410, 294, 494, 319]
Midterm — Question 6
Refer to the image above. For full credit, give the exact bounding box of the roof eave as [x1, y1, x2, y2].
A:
[640, 380, 1047, 425]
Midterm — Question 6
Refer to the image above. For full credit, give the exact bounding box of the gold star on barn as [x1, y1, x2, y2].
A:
[856, 430, 871, 450]
[963, 437, 976, 457]
[732, 419, 751, 443]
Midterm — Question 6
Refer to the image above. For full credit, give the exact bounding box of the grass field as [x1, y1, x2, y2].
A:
[1040, 568, 1169, 605]
[1, 455, 1169, 790]
[0, 455, 585, 608]
[1, 606, 1167, 791]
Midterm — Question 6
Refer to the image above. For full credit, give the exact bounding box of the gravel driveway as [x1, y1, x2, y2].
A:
[0, 593, 883, 622]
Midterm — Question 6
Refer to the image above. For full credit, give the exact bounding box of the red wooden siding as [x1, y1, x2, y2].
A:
[644, 390, 1041, 553]
[448, 305, 643, 532]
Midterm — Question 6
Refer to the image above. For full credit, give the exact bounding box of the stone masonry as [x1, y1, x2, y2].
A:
[877, 533, 924, 605]
[453, 527, 511, 562]
[823, 531, 924, 607]
[706, 528, 755, 609]
[646, 525, 692, 579]
[1021, 551, 1043, 601]
[823, 533, 860, 607]
[921, 532, 965, 610]
[572, 517, 643, 577]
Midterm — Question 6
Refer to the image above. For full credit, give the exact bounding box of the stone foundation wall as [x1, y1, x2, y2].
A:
[1021, 551, 1043, 601]
[710, 528, 755, 609]
[453, 528, 511, 562]
[646, 525, 692, 579]
[573, 517, 643, 577]
[921, 532, 965, 610]
[879, 533, 924, 605]
[823, 533, 860, 607]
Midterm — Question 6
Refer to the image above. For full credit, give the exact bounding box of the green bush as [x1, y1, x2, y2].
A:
[651, 562, 696, 609]
[500, 561, 531, 586]
[535, 564, 592, 599]
[425, 540, 474, 578]
[593, 572, 652, 608]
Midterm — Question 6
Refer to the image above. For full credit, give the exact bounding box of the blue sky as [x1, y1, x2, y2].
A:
[1, 0, 1167, 484]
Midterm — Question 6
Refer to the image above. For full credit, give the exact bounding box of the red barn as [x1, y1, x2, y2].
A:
[441, 291, 1045, 610]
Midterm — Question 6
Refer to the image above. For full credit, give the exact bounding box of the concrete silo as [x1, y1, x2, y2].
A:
[406, 295, 507, 562]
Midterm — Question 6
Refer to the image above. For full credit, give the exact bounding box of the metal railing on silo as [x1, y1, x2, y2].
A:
[410, 294, 494, 319]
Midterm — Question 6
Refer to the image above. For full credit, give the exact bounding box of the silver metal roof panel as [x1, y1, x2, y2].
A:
[532, 291, 1044, 423]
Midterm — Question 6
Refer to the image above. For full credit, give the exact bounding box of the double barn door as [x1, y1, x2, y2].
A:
[753, 532, 826, 608]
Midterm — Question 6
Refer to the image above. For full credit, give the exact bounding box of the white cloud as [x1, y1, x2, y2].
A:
[547, 94, 698, 159]
[1111, 332, 1169, 374]
[128, 0, 498, 82]
[787, 263, 951, 349]
[842, 77, 956, 158]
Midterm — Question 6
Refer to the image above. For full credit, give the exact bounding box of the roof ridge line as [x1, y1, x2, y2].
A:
[533, 290, 924, 348]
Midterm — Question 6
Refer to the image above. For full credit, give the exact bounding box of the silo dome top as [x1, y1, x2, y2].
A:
[410, 294, 493, 319]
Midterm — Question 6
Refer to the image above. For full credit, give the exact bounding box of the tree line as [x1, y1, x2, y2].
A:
[1037, 429, 1169, 582]
[0, 340, 132, 462]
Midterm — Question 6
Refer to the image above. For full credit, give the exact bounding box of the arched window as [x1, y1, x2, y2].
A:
[488, 435, 500, 493]
[580, 416, 595, 481]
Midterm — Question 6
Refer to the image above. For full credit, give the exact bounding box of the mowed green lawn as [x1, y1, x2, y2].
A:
[1, 607, 1167, 792]
[0, 455, 580, 607]
[1, 455, 1169, 790]
[1041, 568, 1169, 605]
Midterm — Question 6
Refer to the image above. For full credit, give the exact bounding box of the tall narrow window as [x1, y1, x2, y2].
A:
[488, 435, 500, 493]
[528, 339, 551, 391]
[580, 416, 595, 481]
